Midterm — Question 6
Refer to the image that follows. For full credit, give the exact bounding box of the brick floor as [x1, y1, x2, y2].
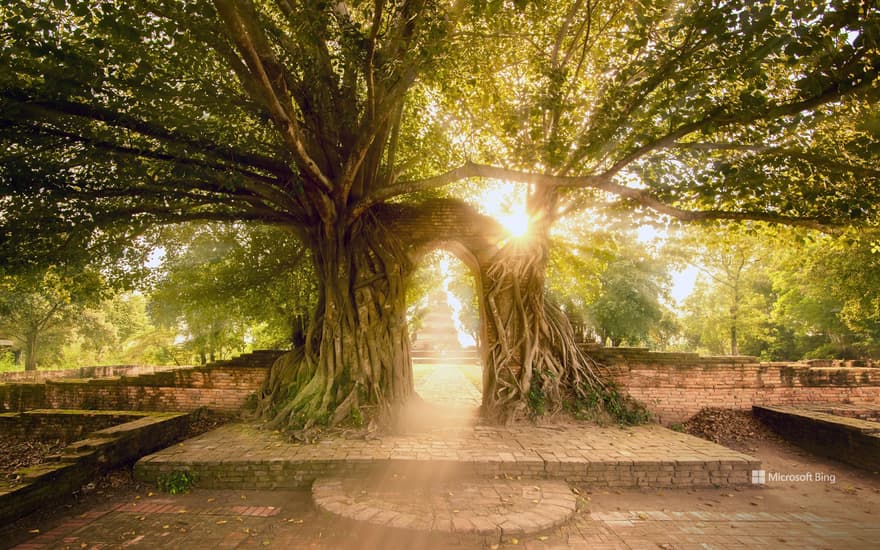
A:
[9, 486, 879, 549]
[312, 476, 576, 535]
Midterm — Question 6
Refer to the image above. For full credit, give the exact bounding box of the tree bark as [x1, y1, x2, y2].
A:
[24, 331, 38, 371]
[480, 187, 607, 422]
[255, 210, 415, 429]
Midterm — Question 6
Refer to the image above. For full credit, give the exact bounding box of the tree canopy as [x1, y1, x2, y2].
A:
[2, 0, 879, 427]
[2, 0, 878, 263]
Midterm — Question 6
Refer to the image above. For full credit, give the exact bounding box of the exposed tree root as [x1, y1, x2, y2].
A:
[482, 242, 648, 425]
[252, 211, 416, 434]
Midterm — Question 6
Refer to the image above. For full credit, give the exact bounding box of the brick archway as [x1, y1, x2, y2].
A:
[382, 198, 509, 412]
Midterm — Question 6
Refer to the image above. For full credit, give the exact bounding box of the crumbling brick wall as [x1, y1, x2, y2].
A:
[587, 346, 880, 424]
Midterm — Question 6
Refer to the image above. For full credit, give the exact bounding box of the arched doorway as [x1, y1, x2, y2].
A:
[407, 249, 483, 426]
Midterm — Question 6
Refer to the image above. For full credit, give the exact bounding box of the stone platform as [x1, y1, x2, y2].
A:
[135, 420, 759, 489]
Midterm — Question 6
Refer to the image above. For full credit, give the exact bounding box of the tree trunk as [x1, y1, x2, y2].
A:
[255, 211, 415, 430]
[24, 332, 38, 371]
[253, 196, 644, 429]
[730, 286, 740, 355]
[480, 187, 609, 422]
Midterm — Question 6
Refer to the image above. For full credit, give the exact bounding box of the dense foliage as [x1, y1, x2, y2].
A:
[2, 1, 878, 424]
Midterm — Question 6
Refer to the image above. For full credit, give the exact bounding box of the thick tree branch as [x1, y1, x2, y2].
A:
[213, 0, 334, 196]
[65, 184, 295, 222]
[360, 161, 830, 229]
[4, 118, 278, 184]
[601, 76, 879, 179]
[3, 119, 307, 216]
[0, 91, 290, 176]
[88, 207, 293, 227]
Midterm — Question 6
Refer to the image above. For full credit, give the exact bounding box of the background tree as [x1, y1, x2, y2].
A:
[587, 253, 671, 347]
[548, 216, 671, 347]
[770, 231, 880, 359]
[672, 224, 777, 355]
[0, 267, 104, 370]
[1, 0, 878, 427]
[148, 223, 316, 362]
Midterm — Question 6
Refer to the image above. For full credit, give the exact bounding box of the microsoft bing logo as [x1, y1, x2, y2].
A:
[751, 470, 766, 484]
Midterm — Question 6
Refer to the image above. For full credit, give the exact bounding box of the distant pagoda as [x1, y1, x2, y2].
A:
[412, 290, 462, 352]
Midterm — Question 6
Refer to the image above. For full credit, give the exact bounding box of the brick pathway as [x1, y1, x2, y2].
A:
[15, 361, 880, 548]
[540, 507, 880, 549]
[10, 486, 879, 549]
[413, 362, 482, 410]
[312, 475, 576, 535]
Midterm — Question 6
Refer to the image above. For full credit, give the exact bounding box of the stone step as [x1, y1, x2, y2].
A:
[312, 475, 577, 535]
[134, 423, 760, 491]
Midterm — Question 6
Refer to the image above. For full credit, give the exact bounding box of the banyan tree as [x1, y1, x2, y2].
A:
[2, 0, 878, 428]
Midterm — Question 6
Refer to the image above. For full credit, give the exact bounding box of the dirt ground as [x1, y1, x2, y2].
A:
[1, 438, 68, 483]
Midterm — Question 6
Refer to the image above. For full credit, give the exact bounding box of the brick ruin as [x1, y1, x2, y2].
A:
[1, 347, 878, 425]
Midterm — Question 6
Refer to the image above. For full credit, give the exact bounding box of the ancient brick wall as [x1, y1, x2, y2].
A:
[587, 346, 880, 424]
[0, 410, 142, 441]
[0, 364, 190, 383]
[0, 351, 281, 414]
[3, 347, 878, 423]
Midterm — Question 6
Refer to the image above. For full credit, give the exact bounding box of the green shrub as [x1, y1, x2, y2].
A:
[157, 470, 196, 495]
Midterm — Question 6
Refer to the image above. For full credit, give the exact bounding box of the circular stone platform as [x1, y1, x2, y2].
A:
[312, 475, 577, 535]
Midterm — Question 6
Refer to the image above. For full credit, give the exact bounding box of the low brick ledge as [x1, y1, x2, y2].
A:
[753, 405, 880, 471]
[0, 410, 192, 526]
[134, 423, 759, 490]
